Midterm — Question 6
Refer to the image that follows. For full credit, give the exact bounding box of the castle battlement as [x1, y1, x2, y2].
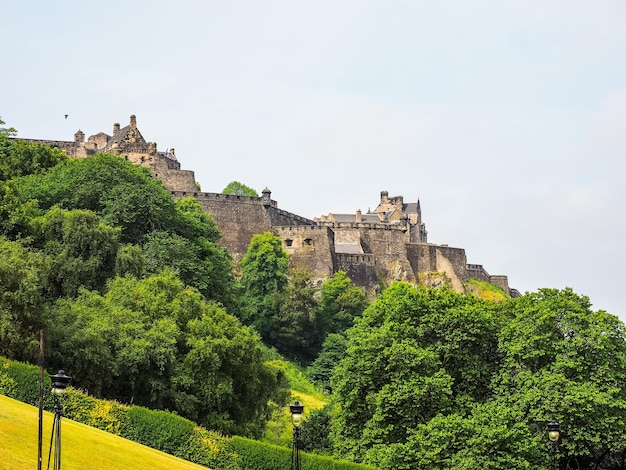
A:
[21, 116, 516, 297]
[316, 221, 407, 232]
[171, 190, 277, 207]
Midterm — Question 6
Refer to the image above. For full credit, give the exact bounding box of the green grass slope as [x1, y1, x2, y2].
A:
[0, 395, 209, 470]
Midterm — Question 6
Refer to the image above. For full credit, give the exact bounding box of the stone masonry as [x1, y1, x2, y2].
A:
[19, 116, 518, 296]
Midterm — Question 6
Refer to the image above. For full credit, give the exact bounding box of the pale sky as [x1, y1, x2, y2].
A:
[3, 1, 626, 322]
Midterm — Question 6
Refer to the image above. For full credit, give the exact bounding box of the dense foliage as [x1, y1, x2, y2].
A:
[222, 180, 259, 197]
[330, 283, 626, 469]
[239, 233, 368, 364]
[0, 133, 282, 437]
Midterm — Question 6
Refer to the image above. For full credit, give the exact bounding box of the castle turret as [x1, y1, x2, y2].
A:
[74, 129, 85, 143]
[262, 187, 272, 206]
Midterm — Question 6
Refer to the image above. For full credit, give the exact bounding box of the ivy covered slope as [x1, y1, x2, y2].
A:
[0, 128, 287, 438]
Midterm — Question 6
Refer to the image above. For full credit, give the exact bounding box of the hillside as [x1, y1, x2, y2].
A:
[0, 395, 208, 470]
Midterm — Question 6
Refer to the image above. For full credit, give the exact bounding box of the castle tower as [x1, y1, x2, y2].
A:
[74, 129, 85, 143]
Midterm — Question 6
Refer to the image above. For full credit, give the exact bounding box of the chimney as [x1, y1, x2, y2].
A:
[113, 123, 120, 134]
[356, 209, 362, 223]
[130, 115, 137, 128]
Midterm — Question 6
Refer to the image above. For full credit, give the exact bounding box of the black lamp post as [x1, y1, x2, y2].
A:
[290, 400, 304, 470]
[48, 370, 71, 470]
[547, 420, 560, 470]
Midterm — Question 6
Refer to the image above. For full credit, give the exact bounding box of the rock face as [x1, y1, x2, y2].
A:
[20, 116, 517, 296]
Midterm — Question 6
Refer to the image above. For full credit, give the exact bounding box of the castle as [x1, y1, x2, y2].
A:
[18, 115, 518, 296]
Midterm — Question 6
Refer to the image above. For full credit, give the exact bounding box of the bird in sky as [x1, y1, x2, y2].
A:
[64, 114, 68, 119]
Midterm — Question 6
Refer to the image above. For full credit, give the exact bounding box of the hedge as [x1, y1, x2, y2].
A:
[0, 356, 376, 469]
[230, 436, 377, 470]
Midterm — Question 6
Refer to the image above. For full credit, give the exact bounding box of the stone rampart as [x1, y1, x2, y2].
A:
[335, 253, 379, 289]
[275, 225, 334, 279]
[466, 264, 491, 283]
[406, 244, 468, 291]
[171, 191, 313, 259]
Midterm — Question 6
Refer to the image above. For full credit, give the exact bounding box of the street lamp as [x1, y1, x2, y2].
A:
[48, 370, 71, 470]
[290, 400, 304, 470]
[547, 420, 560, 470]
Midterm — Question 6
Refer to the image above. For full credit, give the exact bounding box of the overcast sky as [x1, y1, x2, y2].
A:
[3, 1, 625, 322]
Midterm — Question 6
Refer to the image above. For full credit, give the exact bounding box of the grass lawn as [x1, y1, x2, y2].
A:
[0, 395, 209, 470]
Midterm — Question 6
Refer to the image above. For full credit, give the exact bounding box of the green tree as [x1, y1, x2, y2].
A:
[143, 198, 235, 308]
[269, 268, 320, 363]
[173, 304, 290, 437]
[301, 404, 334, 455]
[28, 207, 121, 297]
[330, 283, 505, 466]
[318, 271, 368, 336]
[330, 284, 626, 469]
[0, 117, 17, 137]
[308, 333, 348, 392]
[494, 288, 626, 469]
[238, 232, 289, 335]
[0, 238, 50, 361]
[0, 133, 66, 181]
[222, 181, 258, 197]
[13, 153, 179, 244]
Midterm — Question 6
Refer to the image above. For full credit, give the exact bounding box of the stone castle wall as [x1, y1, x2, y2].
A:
[275, 225, 335, 279]
[171, 191, 313, 259]
[16, 117, 515, 296]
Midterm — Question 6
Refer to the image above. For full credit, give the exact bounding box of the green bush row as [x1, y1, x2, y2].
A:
[230, 436, 377, 470]
[0, 357, 375, 469]
[0, 356, 49, 405]
[0, 357, 238, 468]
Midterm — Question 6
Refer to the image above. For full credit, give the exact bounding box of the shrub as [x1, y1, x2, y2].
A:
[178, 427, 241, 470]
[62, 388, 129, 435]
[0, 357, 46, 405]
[124, 406, 196, 455]
[230, 436, 378, 470]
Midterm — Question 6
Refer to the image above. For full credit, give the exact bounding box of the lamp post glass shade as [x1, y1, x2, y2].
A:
[290, 401, 304, 427]
[51, 370, 71, 395]
[547, 420, 560, 441]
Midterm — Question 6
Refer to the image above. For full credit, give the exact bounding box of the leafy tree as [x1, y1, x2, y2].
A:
[238, 232, 289, 334]
[0, 180, 41, 239]
[114, 243, 145, 278]
[28, 207, 121, 297]
[318, 271, 368, 336]
[47, 270, 289, 437]
[269, 268, 320, 363]
[173, 304, 290, 437]
[301, 404, 334, 455]
[0, 134, 66, 181]
[143, 230, 235, 308]
[143, 198, 235, 308]
[222, 181, 258, 197]
[494, 288, 626, 469]
[13, 153, 179, 244]
[330, 283, 626, 469]
[0, 117, 17, 137]
[308, 333, 348, 393]
[0, 238, 50, 361]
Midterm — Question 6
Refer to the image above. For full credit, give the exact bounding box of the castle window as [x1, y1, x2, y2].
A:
[285, 239, 293, 247]
[304, 238, 313, 246]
